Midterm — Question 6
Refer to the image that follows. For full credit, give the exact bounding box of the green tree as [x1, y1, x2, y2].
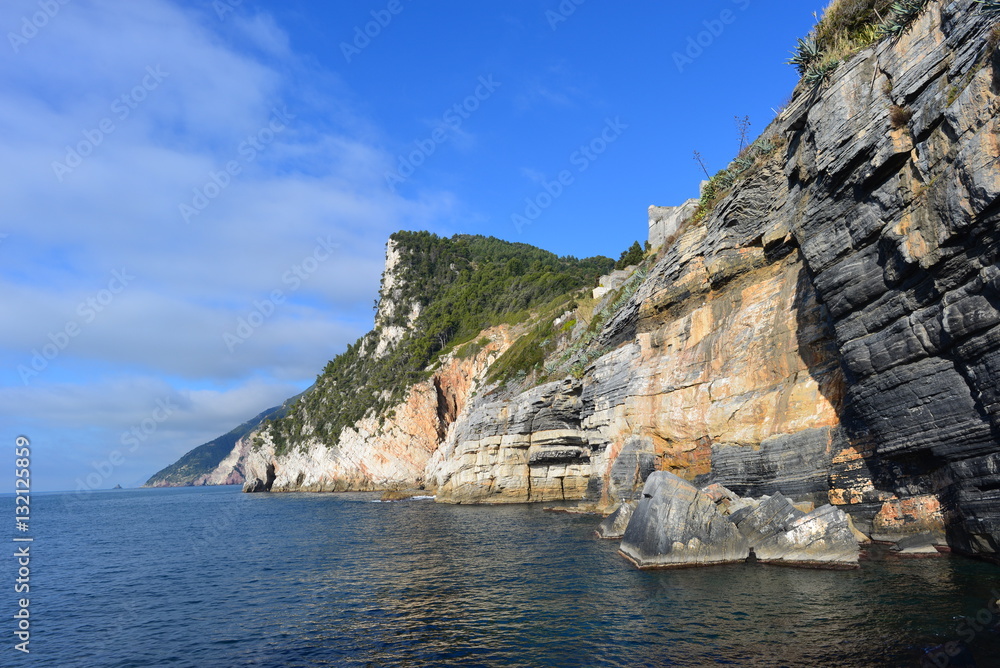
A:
[615, 241, 644, 270]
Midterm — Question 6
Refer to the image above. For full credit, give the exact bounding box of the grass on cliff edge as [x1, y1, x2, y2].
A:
[792, 0, 936, 81]
[814, 0, 895, 60]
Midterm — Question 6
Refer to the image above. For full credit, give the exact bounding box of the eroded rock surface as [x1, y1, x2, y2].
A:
[618, 473, 859, 569]
[596, 502, 637, 539]
[185, 0, 1000, 562]
[620, 472, 749, 568]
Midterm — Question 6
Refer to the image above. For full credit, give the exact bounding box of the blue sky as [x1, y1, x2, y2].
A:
[1, 0, 828, 492]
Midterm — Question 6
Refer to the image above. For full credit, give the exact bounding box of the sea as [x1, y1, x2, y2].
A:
[2, 485, 999, 667]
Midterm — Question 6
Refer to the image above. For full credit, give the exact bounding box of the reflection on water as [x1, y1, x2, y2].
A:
[14, 487, 1000, 667]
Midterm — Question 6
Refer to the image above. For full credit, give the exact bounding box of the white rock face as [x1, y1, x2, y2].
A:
[375, 238, 403, 323]
[241, 327, 515, 493]
[428, 379, 595, 504]
[591, 268, 632, 300]
[372, 238, 423, 358]
[198, 437, 251, 485]
[647, 199, 698, 250]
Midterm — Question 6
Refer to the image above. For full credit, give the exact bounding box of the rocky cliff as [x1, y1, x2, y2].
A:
[170, 0, 1000, 562]
[144, 397, 300, 487]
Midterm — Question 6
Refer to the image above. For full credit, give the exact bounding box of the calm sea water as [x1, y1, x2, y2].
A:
[2, 486, 999, 667]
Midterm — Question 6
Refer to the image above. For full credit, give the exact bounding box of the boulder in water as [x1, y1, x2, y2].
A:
[619, 472, 749, 568]
[615, 472, 860, 569]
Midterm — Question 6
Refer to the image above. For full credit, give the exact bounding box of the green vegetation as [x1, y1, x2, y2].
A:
[456, 337, 491, 360]
[486, 311, 559, 386]
[693, 137, 782, 222]
[788, 0, 932, 86]
[263, 232, 613, 455]
[813, 0, 893, 53]
[789, 36, 823, 75]
[615, 241, 645, 270]
[487, 258, 653, 388]
[878, 0, 931, 37]
[145, 399, 298, 485]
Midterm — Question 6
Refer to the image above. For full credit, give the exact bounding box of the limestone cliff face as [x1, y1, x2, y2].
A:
[193, 444, 248, 486]
[242, 327, 515, 492]
[222, 0, 1000, 560]
[371, 237, 421, 358]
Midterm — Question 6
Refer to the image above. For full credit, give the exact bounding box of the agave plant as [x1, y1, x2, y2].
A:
[787, 36, 823, 75]
[753, 139, 776, 156]
[716, 169, 738, 189]
[893, 0, 929, 18]
[878, 0, 929, 36]
[804, 60, 840, 86]
[730, 154, 756, 174]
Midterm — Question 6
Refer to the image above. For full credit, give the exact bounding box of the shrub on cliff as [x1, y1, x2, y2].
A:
[263, 232, 613, 454]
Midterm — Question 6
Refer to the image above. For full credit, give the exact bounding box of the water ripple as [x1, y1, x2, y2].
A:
[5, 487, 999, 667]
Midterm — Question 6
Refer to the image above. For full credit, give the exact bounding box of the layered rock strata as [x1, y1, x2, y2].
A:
[188, 1, 1000, 562]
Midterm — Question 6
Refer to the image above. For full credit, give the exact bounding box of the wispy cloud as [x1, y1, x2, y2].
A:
[513, 61, 592, 112]
[0, 0, 455, 490]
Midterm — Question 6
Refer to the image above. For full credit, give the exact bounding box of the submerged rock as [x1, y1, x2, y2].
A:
[890, 533, 942, 557]
[616, 472, 859, 569]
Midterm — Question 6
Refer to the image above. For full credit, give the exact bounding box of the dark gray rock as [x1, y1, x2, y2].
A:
[242, 478, 267, 493]
[595, 501, 636, 539]
[710, 428, 833, 503]
[733, 493, 805, 544]
[772, 0, 1000, 561]
[618, 473, 859, 569]
[528, 447, 588, 464]
[753, 505, 860, 567]
[605, 437, 656, 502]
[619, 472, 749, 568]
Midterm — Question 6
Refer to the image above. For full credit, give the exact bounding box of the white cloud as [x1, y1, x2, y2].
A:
[0, 375, 304, 489]
[0, 0, 456, 490]
[231, 12, 292, 58]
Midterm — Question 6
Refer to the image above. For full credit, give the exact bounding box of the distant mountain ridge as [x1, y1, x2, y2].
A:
[143, 392, 306, 487]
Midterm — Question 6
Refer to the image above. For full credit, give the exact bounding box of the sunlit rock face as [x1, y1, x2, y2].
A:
[210, 0, 1000, 561]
